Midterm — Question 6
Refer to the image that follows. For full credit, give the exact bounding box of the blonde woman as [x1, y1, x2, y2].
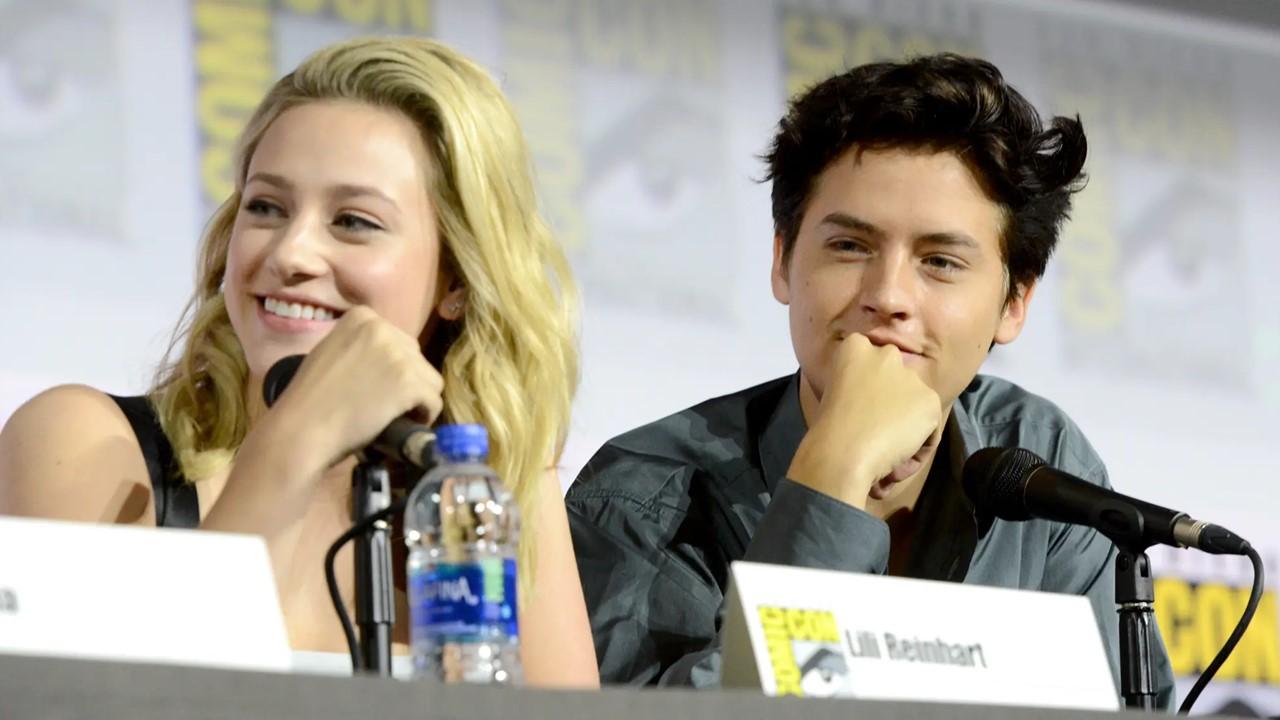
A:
[0, 37, 598, 687]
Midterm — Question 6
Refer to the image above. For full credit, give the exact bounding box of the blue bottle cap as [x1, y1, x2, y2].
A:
[435, 423, 489, 461]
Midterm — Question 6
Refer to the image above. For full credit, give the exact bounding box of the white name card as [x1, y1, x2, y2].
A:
[0, 516, 290, 672]
[722, 561, 1119, 711]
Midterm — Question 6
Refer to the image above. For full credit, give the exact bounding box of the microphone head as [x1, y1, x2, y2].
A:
[961, 447, 1046, 521]
[263, 354, 306, 407]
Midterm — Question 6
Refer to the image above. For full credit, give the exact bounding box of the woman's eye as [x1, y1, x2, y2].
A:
[334, 213, 382, 232]
[244, 199, 283, 217]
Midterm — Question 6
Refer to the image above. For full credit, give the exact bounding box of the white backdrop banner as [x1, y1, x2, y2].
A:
[1, 0, 1277, 713]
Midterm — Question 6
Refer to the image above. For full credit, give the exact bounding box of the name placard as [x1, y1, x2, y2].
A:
[722, 561, 1118, 711]
[0, 516, 290, 672]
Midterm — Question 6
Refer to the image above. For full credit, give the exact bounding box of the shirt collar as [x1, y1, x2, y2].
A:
[757, 371, 807, 496]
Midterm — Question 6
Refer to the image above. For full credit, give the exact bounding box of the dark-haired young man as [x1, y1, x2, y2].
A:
[565, 54, 1174, 705]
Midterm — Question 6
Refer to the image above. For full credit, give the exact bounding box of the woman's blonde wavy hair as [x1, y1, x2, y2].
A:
[150, 37, 578, 589]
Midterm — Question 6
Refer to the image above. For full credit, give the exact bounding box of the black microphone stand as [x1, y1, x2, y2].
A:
[352, 457, 395, 676]
[1100, 503, 1160, 710]
[1115, 546, 1158, 710]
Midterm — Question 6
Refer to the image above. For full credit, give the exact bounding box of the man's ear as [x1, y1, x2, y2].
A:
[771, 233, 791, 305]
[994, 279, 1037, 346]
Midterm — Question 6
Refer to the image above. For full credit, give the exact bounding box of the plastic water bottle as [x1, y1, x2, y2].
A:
[404, 424, 521, 684]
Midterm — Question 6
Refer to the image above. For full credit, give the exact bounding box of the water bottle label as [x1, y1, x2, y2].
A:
[411, 558, 518, 639]
[503, 558, 518, 638]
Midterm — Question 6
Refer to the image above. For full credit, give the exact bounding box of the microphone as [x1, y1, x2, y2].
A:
[962, 447, 1248, 555]
[263, 354, 436, 469]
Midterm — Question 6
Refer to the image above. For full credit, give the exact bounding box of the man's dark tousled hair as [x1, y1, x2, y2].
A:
[765, 53, 1087, 303]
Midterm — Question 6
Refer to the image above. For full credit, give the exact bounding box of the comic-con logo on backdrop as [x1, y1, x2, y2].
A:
[192, 0, 434, 213]
[497, 0, 736, 321]
[777, 1, 981, 99]
[1152, 545, 1280, 716]
[1035, 17, 1250, 395]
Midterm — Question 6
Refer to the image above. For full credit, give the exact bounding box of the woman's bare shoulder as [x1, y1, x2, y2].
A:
[0, 385, 155, 525]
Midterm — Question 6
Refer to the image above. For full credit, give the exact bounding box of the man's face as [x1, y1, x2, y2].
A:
[772, 146, 1035, 414]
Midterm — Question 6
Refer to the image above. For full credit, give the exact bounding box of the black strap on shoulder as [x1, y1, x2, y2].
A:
[108, 395, 199, 529]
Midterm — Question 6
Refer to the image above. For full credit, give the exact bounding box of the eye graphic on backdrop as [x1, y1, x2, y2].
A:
[581, 91, 719, 228]
[0, 0, 122, 238]
[575, 86, 734, 318]
[0, 56, 83, 137]
[1118, 179, 1247, 388]
[0, 0, 105, 139]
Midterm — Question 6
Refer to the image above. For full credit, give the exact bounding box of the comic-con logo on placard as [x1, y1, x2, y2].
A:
[757, 605, 850, 697]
